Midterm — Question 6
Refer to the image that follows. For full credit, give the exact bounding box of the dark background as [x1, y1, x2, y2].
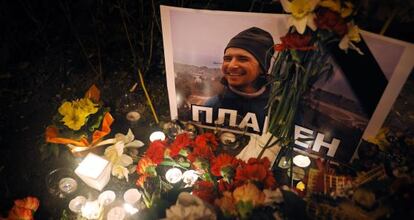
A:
[0, 0, 413, 218]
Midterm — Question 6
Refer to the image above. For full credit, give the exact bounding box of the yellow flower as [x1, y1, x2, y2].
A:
[215, 191, 237, 217]
[233, 183, 265, 206]
[58, 101, 73, 116]
[104, 141, 134, 181]
[281, 0, 319, 34]
[61, 107, 88, 130]
[78, 98, 99, 115]
[341, 1, 354, 17]
[339, 23, 363, 55]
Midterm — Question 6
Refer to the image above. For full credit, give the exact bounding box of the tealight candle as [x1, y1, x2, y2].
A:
[149, 131, 166, 142]
[220, 132, 236, 144]
[292, 155, 311, 168]
[165, 168, 183, 184]
[182, 170, 199, 187]
[123, 188, 141, 205]
[107, 207, 126, 220]
[81, 200, 101, 220]
[123, 203, 139, 215]
[126, 111, 141, 122]
[98, 190, 116, 206]
[69, 196, 86, 213]
[59, 177, 77, 194]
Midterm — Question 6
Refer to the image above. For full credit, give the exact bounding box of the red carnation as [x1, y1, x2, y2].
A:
[211, 153, 240, 178]
[188, 141, 215, 163]
[145, 140, 167, 164]
[315, 8, 348, 37]
[275, 32, 315, 51]
[218, 179, 236, 192]
[169, 133, 192, 158]
[192, 181, 217, 204]
[235, 157, 276, 189]
[136, 157, 156, 175]
[195, 132, 218, 151]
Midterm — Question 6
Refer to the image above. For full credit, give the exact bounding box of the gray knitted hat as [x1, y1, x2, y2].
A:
[225, 27, 274, 73]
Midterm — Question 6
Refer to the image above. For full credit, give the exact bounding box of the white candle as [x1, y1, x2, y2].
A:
[123, 203, 139, 215]
[149, 131, 166, 142]
[107, 207, 126, 220]
[123, 188, 141, 204]
[182, 170, 199, 187]
[81, 200, 101, 219]
[69, 196, 86, 213]
[98, 190, 116, 206]
[292, 155, 311, 168]
[220, 132, 236, 144]
[59, 177, 77, 194]
[165, 168, 183, 184]
[126, 111, 141, 122]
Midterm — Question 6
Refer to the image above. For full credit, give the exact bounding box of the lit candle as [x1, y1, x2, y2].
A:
[165, 168, 183, 184]
[126, 111, 141, 122]
[81, 200, 101, 220]
[69, 196, 86, 213]
[149, 131, 166, 142]
[59, 177, 77, 194]
[292, 155, 311, 168]
[74, 153, 111, 191]
[123, 188, 141, 205]
[98, 190, 116, 206]
[107, 207, 126, 220]
[182, 170, 199, 187]
[220, 132, 236, 144]
[123, 203, 139, 215]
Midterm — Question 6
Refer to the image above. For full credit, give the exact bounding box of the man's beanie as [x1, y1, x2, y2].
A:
[225, 27, 274, 73]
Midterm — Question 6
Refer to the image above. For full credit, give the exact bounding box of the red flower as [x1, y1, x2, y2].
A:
[136, 174, 149, 188]
[136, 157, 156, 175]
[275, 32, 315, 51]
[188, 142, 215, 163]
[195, 132, 218, 151]
[8, 206, 34, 220]
[211, 154, 240, 177]
[315, 8, 348, 36]
[14, 196, 39, 212]
[192, 181, 217, 204]
[218, 179, 235, 192]
[235, 157, 276, 189]
[169, 133, 192, 158]
[145, 140, 167, 164]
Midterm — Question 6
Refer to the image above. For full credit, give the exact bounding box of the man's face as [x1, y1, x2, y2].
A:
[222, 48, 261, 93]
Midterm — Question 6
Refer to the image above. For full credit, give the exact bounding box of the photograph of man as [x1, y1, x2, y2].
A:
[204, 27, 275, 133]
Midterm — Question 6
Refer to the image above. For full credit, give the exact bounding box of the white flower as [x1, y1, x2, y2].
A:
[104, 129, 144, 181]
[165, 192, 216, 220]
[280, 0, 319, 34]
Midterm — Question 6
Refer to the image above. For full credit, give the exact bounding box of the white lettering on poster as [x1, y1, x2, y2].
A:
[294, 125, 340, 157]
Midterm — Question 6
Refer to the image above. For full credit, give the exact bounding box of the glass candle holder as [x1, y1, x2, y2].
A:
[45, 168, 78, 198]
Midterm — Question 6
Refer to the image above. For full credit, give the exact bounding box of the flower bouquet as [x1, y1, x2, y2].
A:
[3, 196, 39, 220]
[45, 85, 114, 156]
[135, 131, 294, 219]
[266, 0, 362, 147]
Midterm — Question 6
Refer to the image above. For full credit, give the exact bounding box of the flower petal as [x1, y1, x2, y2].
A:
[120, 154, 133, 166]
[290, 16, 308, 34]
[280, 0, 292, 13]
[125, 140, 145, 148]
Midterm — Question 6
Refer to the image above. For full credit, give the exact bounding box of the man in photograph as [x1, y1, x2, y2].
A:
[204, 27, 275, 133]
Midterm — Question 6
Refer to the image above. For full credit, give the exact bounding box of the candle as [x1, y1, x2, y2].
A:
[219, 132, 236, 144]
[123, 203, 139, 215]
[107, 207, 126, 220]
[292, 155, 311, 168]
[182, 170, 199, 187]
[81, 200, 101, 219]
[98, 190, 116, 206]
[69, 196, 86, 213]
[126, 111, 141, 122]
[165, 168, 183, 184]
[74, 153, 111, 191]
[123, 188, 141, 205]
[59, 177, 77, 194]
[149, 131, 166, 142]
